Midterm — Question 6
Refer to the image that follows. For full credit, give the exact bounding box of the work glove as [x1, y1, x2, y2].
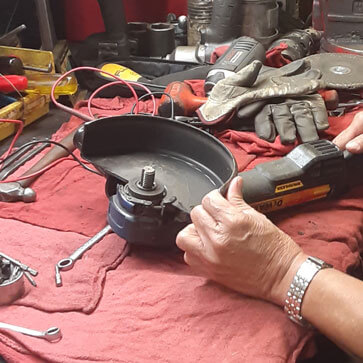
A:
[197, 59, 326, 125]
[237, 94, 330, 144]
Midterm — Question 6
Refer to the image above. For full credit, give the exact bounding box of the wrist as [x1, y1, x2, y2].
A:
[270, 251, 308, 307]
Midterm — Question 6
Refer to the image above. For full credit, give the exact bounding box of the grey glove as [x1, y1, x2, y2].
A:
[197, 59, 326, 125]
[237, 94, 330, 144]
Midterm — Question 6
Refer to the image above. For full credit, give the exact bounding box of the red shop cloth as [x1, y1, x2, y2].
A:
[0, 96, 362, 362]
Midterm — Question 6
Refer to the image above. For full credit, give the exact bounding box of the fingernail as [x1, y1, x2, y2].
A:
[346, 141, 360, 152]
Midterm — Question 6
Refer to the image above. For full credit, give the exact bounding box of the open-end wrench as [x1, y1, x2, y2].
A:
[0, 322, 62, 342]
[57, 224, 112, 273]
[55, 225, 113, 287]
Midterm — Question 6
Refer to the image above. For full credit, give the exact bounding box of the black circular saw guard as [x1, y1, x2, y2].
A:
[74, 115, 237, 247]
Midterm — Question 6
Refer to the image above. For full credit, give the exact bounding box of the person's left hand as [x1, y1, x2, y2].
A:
[176, 177, 307, 306]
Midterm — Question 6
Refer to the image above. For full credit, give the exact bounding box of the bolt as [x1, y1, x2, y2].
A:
[139, 166, 156, 190]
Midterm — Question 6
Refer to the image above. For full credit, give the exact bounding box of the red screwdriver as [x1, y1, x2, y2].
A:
[0, 74, 77, 95]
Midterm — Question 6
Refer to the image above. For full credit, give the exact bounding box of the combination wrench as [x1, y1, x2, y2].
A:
[0, 322, 62, 342]
[55, 225, 113, 286]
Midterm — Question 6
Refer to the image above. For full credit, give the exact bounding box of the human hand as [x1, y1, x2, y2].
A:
[333, 111, 363, 153]
[176, 177, 307, 306]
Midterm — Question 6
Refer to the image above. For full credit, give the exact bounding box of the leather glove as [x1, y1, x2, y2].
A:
[197, 59, 326, 125]
[237, 94, 330, 144]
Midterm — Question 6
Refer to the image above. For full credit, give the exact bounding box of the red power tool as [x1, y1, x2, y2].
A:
[158, 81, 206, 118]
[158, 81, 340, 120]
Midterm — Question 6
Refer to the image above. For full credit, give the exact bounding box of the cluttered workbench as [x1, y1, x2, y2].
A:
[0, 0, 362, 362]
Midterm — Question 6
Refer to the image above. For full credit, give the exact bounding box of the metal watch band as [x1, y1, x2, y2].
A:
[284, 256, 332, 327]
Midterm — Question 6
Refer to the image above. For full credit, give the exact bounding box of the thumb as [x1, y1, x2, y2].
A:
[226, 176, 251, 210]
[222, 60, 262, 88]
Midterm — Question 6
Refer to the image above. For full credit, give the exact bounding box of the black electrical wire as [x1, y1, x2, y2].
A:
[130, 92, 175, 119]
[0, 139, 103, 176]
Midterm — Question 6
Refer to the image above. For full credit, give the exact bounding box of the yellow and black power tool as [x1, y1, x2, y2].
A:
[240, 139, 363, 213]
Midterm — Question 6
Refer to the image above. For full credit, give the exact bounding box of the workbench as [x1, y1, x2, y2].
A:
[0, 103, 361, 363]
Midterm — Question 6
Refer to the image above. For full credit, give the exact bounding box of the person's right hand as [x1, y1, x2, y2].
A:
[333, 111, 363, 153]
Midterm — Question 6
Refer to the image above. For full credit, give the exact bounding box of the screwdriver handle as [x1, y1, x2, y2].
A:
[0, 75, 28, 93]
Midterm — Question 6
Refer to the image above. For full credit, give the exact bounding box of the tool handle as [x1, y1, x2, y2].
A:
[0, 322, 43, 338]
[69, 225, 112, 261]
[0, 75, 27, 93]
[204, 37, 266, 94]
[158, 81, 207, 118]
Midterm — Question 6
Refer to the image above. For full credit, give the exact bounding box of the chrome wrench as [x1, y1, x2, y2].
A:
[55, 225, 112, 286]
[0, 322, 62, 342]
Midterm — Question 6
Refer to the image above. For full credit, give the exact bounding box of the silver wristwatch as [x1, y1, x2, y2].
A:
[284, 256, 332, 327]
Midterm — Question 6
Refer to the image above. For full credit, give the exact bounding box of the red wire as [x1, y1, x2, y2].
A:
[87, 81, 157, 118]
[50, 66, 147, 120]
[0, 66, 156, 183]
[0, 119, 24, 163]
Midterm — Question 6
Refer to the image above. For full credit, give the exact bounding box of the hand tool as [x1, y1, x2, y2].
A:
[0, 144, 35, 172]
[329, 100, 363, 117]
[0, 253, 38, 277]
[56, 224, 113, 275]
[23, 271, 37, 287]
[0, 182, 36, 203]
[0, 56, 52, 75]
[204, 36, 266, 95]
[0, 25, 26, 47]
[0, 74, 77, 95]
[0, 127, 78, 203]
[55, 265, 62, 287]
[0, 142, 50, 181]
[0, 322, 61, 342]
[337, 100, 363, 109]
